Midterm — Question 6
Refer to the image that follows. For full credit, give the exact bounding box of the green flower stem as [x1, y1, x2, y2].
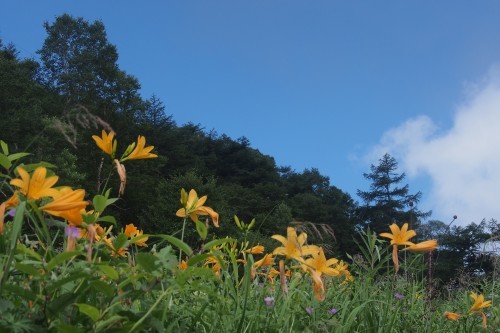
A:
[128, 286, 174, 332]
[28, 201, 52, 249]
[178, 217, 188, 262]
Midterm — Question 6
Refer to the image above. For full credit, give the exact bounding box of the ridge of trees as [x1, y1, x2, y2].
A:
[0, 14, 497, 285]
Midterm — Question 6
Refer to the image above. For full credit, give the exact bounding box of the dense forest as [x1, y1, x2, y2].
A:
[1, 14, 498, 286]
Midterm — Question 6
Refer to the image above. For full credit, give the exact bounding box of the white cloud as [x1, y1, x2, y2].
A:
[369, 67, 500, 226]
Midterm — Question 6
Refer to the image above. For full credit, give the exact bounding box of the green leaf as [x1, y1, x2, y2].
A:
[129, 234, 148, 246]
[136, 252, 159, 273]
[75, 303, 100, 322]
[14, 263, 41, 277]
[196, 220, 208, 240]
[155, 235, 193, 256]
[16, 243, 42, 261]
[0, 140, 8, 155]
[46, 251, 82, 271]
[93, 194, 107, 213]
[98, 264, 119, 281]
[3, 284, 37, 301]
[48, 292, 79, 316]
[202, 238, 236, 252]
[19, 162, 56, 172]
[95, 315, 128, 332]
[106, 197, 119, 206]
[7, 152, 30, 162]
[0, 153, 12, 170]
[113, 233, 129, 250]
[91, 280, 114, 298]
[10, 202, 25, 250]
[96, 215, 116, 225]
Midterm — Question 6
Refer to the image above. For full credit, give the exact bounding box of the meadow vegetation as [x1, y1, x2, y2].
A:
[0, 13, 498, 332]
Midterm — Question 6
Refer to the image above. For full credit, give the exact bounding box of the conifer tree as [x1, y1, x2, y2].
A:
[357, 153, 430, 233]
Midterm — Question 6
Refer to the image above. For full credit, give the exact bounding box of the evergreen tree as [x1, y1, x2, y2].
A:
[357, 153, 430, 233]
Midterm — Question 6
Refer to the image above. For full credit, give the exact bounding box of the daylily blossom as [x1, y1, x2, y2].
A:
[254, 253, 275, 268]
[469, 292, 492, 328]
[205, 256, 223, 278]
[403, 239, 438, 252]
[78, 223, 105, 241]
[176, 189, 219, 227]
[272, 227, 319, 262]
[334, 260, 350, 277]
[303, 247, 339, 277]
[92, 130, 116, 157]
[102, 236, 128, 258]
[124, 223, 138, 237]
[308, 268, 325, 301]
[124, 223, 148, 247]
[444, 311, 461, 321]
[3, 191, 19, 209]
[121, 135, 157, 161]
[245, 245, 265, 254]
[380, 223, 417, 272]
[10, 166, 59, 200]
[179, 260, 188, 270]
[40, 188, 89, 226]
[131, 229, 148, 247]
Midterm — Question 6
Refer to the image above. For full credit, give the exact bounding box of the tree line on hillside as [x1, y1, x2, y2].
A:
[0, 14, 497, 286]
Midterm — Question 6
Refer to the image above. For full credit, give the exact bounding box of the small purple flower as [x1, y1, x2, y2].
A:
[65, 225, 80, 238]
[394, 293, 404, 299]
[486, 312, 491, 317]
[306, 307, 314, 315]
[328, 308, 338, 315]
[264, 296, 274, 308]
[7, 208, 16, 217]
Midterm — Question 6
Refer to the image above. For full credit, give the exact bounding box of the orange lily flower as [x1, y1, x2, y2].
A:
[92, 130, 116, 156]
[131, 229, 148, 247]
[175, 189, 219, 227]
[10, 166, 59, 200]
[3, 191, 19, 209]
[469, 292, 492, 328]
[404, 239, 438, 252]
[121, 135, 157, 161]
[380, 223, 416, 272]
[303, 247, 339, 277]
[124, 223, 138, 237]
[272, 227, 319, 263]
[444, 311, 461, 321]
[334, 260, 350, 277]
[102, 236, 128, 258]
[254, 253, 275, 268]
[245, 245, 265, 254]
[179, 260, 188, 270]
[308, 268, 325, 301]
[40, 188, 89, 226]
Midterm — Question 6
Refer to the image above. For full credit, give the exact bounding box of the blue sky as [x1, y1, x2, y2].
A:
[2, 1, 500, 226]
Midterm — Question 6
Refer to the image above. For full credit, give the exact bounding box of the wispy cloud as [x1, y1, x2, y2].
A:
[369, 67, 500, 226]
